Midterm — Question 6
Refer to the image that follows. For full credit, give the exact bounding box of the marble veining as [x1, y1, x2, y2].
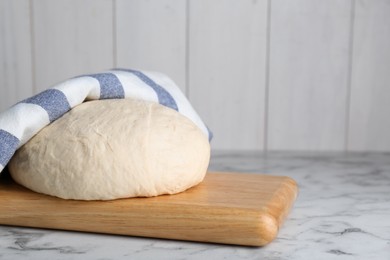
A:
[1, 151, 390, 260]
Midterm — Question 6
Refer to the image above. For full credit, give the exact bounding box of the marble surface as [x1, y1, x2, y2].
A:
[1, 151, 389, 260]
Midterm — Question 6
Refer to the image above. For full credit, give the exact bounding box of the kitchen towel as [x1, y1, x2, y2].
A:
[0, 69, 212, 173]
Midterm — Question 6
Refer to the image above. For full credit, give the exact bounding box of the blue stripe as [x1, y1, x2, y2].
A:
[114, 69, 178, 111]
[88, 73, 125, 99]
[0, 129, 20, 167]
[206, 126, 213, 141]
[22, 89, 71, 122]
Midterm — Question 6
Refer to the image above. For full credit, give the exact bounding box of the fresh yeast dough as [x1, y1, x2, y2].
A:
[9, 99, 210, 200]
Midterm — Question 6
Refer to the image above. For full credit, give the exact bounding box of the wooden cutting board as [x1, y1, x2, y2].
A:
[0, 171, 298, 246]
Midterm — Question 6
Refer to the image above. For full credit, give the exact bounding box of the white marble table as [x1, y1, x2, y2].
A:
[1, 151, 389, 260]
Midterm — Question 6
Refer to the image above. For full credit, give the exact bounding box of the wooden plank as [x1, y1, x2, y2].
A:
[0, 0, 33, 111]
[32, 0, 114, 92]
[348, 0, 390, 151]
[0, 172, 298, 247]
[116, 0, 187, 92]
[267, 0, 352, 150]
[189, 0, 268, 150]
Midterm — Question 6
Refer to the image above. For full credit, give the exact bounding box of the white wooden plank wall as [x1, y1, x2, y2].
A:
[348, 0, 390, 151]
[0, 0, 389, 152]
[189, 0, 268, 150]
[32, 0, 114, 92]
[0, 0, 33, 110]
[267, 0, 352, 151]
[116, 0, 187, 93]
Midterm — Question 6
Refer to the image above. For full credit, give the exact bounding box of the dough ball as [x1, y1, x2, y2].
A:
[9, 99, 210, 200]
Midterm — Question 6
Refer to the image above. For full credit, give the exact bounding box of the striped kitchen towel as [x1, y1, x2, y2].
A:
[0, 69, 212, 173]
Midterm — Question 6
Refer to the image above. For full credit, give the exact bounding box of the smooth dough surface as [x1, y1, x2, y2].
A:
[9, 99, 210, 200]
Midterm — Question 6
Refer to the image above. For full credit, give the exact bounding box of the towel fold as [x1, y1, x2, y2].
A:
[0, 69, 212, 173]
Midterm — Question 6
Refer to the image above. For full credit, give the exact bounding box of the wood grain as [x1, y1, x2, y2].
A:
[0, 0, 33, 111]
[116, 0, 187, 92]
[348, 0, 390, 151]
[188, 0, 268, 150]
[0, 172, 298, 246]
